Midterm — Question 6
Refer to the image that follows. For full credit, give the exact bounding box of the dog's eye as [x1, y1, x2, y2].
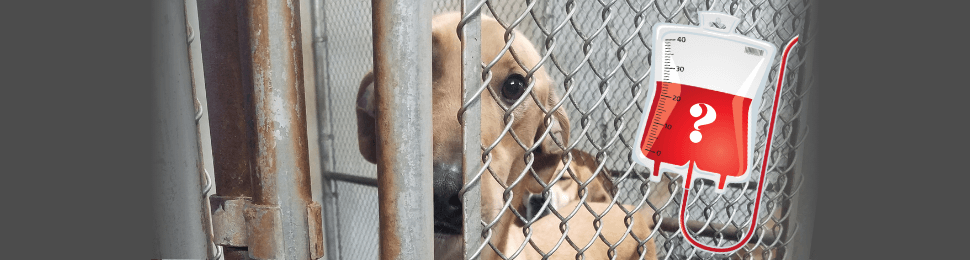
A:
[501, 74, 527, 102]
[558, 171, 571, 182]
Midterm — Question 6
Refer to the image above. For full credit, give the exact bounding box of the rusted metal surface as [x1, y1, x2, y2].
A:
[199, 0, 257, 200]
[247, 0, 277, 206]
[199, 1, 257, 259]
[224, 248, 253, 260]
[150, 0, 208, 258]
[211, 196, 326, 259]
[246, 0, 315, 259]
[210, 196, 252, 247]
[201, 0, 318, 259]
[245, 204, 285, 259]
[245, 0, 313, 206]
[307, 202, 326, 259]
[371, 0, 435, 259]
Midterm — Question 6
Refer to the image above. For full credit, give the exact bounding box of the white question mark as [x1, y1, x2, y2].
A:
[689, 103, 716, 143]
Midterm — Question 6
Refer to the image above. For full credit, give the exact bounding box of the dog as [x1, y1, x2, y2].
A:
[507, 200, 658, 260]
[356, 12, 656, 260]
[510, 150, 659, 260]
[522, 150, 616, 221]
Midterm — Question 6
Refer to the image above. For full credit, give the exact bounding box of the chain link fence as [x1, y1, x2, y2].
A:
[314, 0, 815, 259]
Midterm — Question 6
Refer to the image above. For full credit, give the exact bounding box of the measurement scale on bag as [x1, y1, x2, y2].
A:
[641, 36, 688, 157]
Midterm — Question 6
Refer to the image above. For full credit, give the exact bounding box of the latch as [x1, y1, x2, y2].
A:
[210, 196, 325, 259]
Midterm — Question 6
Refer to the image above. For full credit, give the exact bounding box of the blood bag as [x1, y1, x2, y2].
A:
[633, 11, 777, 193]
[631, 11, 799, 253]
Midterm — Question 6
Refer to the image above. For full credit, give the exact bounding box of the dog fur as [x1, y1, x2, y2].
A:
[522, 150, 616, 221]
[506, 200, 658, 260]
[512, 149, 659, 260]
[356, 12, 657, 260]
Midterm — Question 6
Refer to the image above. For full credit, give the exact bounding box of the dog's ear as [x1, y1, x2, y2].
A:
[574, 150, 616, 200]
[356, 71, 378, 164]
[536, 91, 570, 156]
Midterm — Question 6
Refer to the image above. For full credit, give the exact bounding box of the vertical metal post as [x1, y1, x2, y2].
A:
[199, 0, 258, 258]
[245, 0, 316, 259]
[183, 0, 218, 257]
[151, 0, 208, 258]
[371, 0, 434, 259]
[308, 0, 342, 259]
[459, 2, 484, 259]
[201, 0, 320, 259]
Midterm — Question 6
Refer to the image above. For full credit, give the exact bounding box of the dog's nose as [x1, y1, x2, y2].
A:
[527, 194, 551, 220]
[433, 162, 463, 234]
[433, 162, 463, 202]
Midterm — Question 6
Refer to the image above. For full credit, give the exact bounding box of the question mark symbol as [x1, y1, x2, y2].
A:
[689, 103, 716, 143]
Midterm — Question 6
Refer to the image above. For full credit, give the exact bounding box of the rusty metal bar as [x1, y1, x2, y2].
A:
[200, 0, 319, 259]
[459, 1, 484, 259]
[245, 0, 316, 259]
[199, 0, 257, 258]
[150, 0, 208, 258]
[371, 0, 434, 259]
[199, 0, 257, 202]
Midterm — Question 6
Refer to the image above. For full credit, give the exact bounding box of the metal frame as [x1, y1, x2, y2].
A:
[308, 0, 343, 259]
[199, 0, 322, 259]
[459, 0, 484, 258]
[370, 0, 435, 259]
[444, 1, 818, 260]
[151, 0, 209, 258]
[198, 1, 259, 258]
[175, 0, 818, 259]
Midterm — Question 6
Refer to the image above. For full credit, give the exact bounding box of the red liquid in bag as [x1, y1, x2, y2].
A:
[639, 82, 751, 190]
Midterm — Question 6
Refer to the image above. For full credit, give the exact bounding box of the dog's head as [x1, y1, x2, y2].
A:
[356, 12, 570, 235]
[523, 150, 617, 220]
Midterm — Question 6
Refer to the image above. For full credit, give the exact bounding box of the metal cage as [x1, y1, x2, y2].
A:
[311, 0, 816, 260]
[174, 0, 817, 259]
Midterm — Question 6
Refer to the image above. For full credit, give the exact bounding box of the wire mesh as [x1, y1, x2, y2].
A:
[332, 181, 381, 260]
[318, 0, 378, 179]
[314, 2, 462, 259]
[457, 0, 815, 259]
[314, 0, 814, 259]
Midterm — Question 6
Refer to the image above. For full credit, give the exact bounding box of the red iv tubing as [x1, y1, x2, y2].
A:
[678, 35, 799, 253]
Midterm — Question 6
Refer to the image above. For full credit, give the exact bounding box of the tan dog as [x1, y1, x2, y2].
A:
[522, 150, 616, 221]
[509, 201, 658, 260]
[357, 12, 656, 260]
[510, 150, 659, 260]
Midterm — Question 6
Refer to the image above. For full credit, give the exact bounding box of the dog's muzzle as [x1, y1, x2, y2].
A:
[433, 162, 463, 234]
